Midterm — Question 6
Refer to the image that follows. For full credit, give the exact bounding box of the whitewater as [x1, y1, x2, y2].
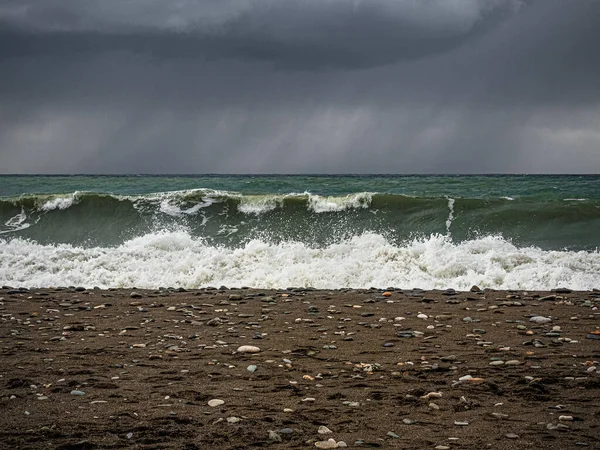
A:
[1, 231, 598, 290]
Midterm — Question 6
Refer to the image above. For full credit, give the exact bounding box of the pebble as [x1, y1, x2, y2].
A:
[506, 433, 520, 439]
[454, 421, 469, 426]
[318, 426, 332, 434]
[208, 399, 225, 407]
[315, 438, 338, 448]
[227, 417, 241, 423]
[247, 365, 258, 373]
[421, 392, 442, 400]
[268, 431, 282, 442]
[237, 345, 261, 353]
[387, 432, 401, 439]
[530, 316, 552, 324]
[70, 390, 85, 396]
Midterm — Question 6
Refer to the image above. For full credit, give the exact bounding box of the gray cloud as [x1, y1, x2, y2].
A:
[0, 0, 524, 69]
[0, 0, 599, 174]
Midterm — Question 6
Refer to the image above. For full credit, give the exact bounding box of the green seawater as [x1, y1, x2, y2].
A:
[1, 174, 599, 250]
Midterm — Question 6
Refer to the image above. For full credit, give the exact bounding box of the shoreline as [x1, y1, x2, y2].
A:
[1, 287, 599, 449]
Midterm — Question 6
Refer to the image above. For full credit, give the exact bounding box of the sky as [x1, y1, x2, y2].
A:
[0, 0, 599, 174]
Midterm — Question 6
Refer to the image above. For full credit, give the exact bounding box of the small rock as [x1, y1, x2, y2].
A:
[130, 292, 143, 299]
[208, 399, 225, 407]
[506, 433, 520, 439]
[227, 417, 241, 424]
[318, 426, 333, 434]
[387, 432, 401, 439]
[237, 345, 261, 353]
[315, 438, 338, 449]
[247, 365, 258, 373]
[70, 390, 85, 396]
[505, 360, 522, 366]
[530, 316, 552, 324]
[552, 288, 572, 294]
[421, 392, 442, 400]
[268, 431, 282, 442]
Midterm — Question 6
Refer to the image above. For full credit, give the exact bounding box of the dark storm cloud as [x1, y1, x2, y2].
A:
[0, 0, 524, 69]
[0, 0, 599, 174]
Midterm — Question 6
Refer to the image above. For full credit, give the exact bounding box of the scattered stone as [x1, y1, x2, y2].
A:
[237, 345, 261, 353]
[421, 392, 442, 400]
[208, 399, 225, 407]
[268, 430, 282, 442]
[318, 426, 332, 434]
[530, 316, 552, 324]
[70, 390, 85, 396]
[552, 288, 572, 294]
[315, 438, 338, 449]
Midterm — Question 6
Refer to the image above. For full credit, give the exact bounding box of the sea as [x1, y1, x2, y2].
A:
[1, 175, 599, 290]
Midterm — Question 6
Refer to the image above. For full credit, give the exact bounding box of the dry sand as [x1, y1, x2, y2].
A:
[1, 286, 599, 449]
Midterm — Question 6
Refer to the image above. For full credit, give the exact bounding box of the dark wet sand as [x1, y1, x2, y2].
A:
[1, 286, 599, 449]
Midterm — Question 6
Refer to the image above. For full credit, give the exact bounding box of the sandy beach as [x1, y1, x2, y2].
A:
[1, 286, 599, 449]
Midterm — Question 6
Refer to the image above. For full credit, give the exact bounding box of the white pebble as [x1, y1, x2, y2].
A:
[530, 316, 552, 324]
[208, 399, 225, 407]
[237, 345, 261, 353]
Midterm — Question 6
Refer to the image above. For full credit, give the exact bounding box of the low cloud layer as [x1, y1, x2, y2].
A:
[0, 0, 599, 173]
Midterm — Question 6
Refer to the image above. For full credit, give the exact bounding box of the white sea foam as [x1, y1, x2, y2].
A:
[238, 195, 285, 214]
[159, 198, 214, 217]
[1, 232, 598, 290]
[307, 192, 373, 213]
[40, 194, 78, 211]
[445, 198, 455, 235]
[0, 208, 31, 235]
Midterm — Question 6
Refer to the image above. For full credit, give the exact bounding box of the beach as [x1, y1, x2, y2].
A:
[1, 286, 599, 449]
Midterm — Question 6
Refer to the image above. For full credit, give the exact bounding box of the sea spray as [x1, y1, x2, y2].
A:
[1, 232, 598, 290]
